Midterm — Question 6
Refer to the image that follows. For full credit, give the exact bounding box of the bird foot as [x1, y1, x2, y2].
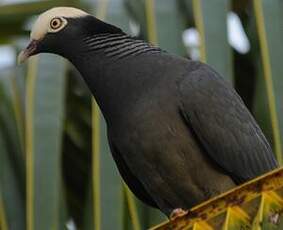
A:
[170, 208, 188, 220]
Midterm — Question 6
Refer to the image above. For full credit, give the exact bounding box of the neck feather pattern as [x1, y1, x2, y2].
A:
[82, 33, 162, 59]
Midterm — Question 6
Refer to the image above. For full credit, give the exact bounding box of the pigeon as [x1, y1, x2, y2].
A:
[19, 7, 278, 217]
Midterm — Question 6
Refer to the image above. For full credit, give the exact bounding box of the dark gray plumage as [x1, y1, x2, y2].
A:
[20, 8, 278, 216]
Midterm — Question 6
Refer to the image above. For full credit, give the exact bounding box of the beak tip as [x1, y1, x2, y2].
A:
[17, 51, 27, 65]
[17, 39, 39, 65]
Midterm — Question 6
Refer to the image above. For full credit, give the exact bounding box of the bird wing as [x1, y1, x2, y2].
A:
[178, 65, 278, 183]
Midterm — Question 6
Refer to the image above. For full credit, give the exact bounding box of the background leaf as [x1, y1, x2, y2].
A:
[192, 0, 233, 82]
[25, 55, 66, 230]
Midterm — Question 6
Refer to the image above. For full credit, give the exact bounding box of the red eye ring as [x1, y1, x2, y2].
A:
[50, 17, 63, 30]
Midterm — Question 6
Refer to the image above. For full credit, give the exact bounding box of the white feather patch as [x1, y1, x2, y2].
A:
[31, 7, 89, 40]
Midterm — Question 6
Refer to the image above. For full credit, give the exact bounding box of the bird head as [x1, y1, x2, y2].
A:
[18, 7, 90, 63]
[18, 7, 123, 63]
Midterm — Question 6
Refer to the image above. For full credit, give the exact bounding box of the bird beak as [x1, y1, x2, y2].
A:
[17, 39, 39, 64]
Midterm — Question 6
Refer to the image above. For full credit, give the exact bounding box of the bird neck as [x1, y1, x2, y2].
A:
[81, 33, 161, 59]
[67, 34, 163, 124]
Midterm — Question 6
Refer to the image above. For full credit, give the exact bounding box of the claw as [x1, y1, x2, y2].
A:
[170, 208, 188, 220]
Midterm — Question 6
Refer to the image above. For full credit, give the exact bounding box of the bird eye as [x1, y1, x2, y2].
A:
[50, 18, 63, 30]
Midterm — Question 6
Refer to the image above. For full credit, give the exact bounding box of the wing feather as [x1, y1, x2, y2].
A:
[178, 64, 278, 183]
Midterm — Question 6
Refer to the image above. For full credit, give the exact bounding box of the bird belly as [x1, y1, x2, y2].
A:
[110, 111, 235, 215]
